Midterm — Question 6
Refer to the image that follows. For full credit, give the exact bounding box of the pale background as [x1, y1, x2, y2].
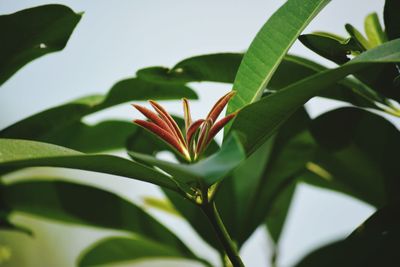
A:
[0, 1, 396, 267]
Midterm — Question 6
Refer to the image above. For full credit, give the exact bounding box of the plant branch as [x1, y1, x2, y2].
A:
[201, 201, 245, 267]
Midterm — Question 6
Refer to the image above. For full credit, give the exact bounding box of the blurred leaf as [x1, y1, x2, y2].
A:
[305, 107, 400, 206]
[0, 139, 181, 192]
[142, 197, 180, 217]
[0, 212, 32, 236]
[230, 39, 400, 155]
[129, 134, 245, 187]
[137, 53, 242, 84]
[265, 181, 296, 243]
[364, 13, 387, 47]
[384, 0, 400, 40]
[46, 120, 136, 153]
[0, 4, 81, 86]
[227, 0, 330, 114]
[78, 236, 208, 267]
[295, 205, 400, 267]
[1, 180, 198, 260]
[0, 78, 197, 150]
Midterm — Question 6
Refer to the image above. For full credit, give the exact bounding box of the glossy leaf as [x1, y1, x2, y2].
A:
[231, 39, 400, 155]
[227, 0, 330, 113]
[78, 236, 207, 267]
[0, 180, 196, 258]
[295, 205, 400, 267]
[0, 4, 81, 86]
[0, 139, 181, 192]
[129, 134, 245, 187]
[0, 79, 197, 147]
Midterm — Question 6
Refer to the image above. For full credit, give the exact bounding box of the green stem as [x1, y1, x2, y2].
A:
[202, 201, 245, 267]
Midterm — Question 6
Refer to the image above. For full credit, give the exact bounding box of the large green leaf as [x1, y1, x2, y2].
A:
[216, 109, 314, 246]
[0, 139, 181, 192]
[231, 39, 400, 155]
[294, 205, 400, 267]
[227, 0, 330, 113]
[129, 134, 245, 187]
[304, 107, 400, 206]
[0, 5, 81, 86]
[126, 52, 386, 111]
[0, 179, 197, 258]
[78, 236, 208, 267]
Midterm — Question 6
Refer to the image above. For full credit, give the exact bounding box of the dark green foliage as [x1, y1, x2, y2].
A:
[0, 5, 81, 86]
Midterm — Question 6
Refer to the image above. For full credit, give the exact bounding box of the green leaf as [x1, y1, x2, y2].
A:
[129, 134, 245, 187]
[299, 33, 355, 64]
[364, 13, 387, 47]
[217, 109, 314, 246]
[135, 52, 388, 110]
[0, 139, 181, 192]
[137, 53, 242, 84]
[294, 205, 400, 267]
[268, 55, 385, 109]
[345, 24, 370, 50]
[0, 215, 32, 236]
[384, 0, 400, 40]
[265, 181, 296, 243]
[0, 79, 197, 148]
[0, 179, 196, 258]
[304, 107, 400, 206]
[227, 0, 330, 113]
[231, 39, 400, 155]
[0, 5, 81, 86]
[78, 236, 209, 267]
[46, 120, 136, 153]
